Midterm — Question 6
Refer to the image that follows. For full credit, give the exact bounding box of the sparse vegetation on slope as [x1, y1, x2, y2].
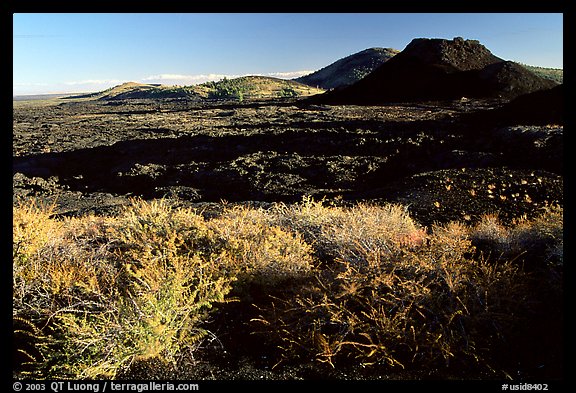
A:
[98, 83, 200, 101]
[520, 64, 563, 84]
[66, 82, 184, 101]
[71, 77, 325, 103]
[14, 197, 563, 379]
[197, 76, 324, 100]
[295, 47, 399, 89]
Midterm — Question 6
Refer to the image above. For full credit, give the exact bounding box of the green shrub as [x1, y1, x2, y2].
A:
[278, 87, 298, 98]
[207, 77, 247, 101]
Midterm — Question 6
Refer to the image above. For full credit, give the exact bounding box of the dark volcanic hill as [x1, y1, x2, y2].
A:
[313, 37, 558, 104]
[466, 84, 563, 126]
[294, 47, 399, 89]
[399, 36, 502, 70]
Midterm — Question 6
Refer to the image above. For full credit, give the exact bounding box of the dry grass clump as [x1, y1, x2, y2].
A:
[252, 201, 563, 376]
[470, 206, 563, 268]
[253, 218, 526, 373]
[209, 205, 315, 290]
[270, 197, 426, 264]
[508, 206, 563, 267]
[13, 199, 61, 308]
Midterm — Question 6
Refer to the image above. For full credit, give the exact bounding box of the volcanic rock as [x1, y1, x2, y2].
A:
[398, 36, 502, 71]
[487, 84, 563, 125]
[313, 37, 558, 104]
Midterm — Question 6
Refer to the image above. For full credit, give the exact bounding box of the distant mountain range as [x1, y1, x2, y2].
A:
[294, 47, 399, 90]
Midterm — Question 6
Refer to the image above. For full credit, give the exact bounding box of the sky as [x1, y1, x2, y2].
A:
[13, 13, 563, 96]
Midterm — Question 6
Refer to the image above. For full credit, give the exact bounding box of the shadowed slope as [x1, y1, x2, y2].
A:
[313, 37, 558, 105]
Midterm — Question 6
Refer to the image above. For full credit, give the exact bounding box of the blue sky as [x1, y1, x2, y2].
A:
[13, 13, 563, 95]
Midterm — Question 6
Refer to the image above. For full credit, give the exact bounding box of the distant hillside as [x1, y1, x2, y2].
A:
[295, 48, 399, 90]
[313, 37, 558, 105]
[87, 82, 199, 101]
[73, 78, 324, 102]
[520, 64, 563, 84]
[195, 76, 325, 100]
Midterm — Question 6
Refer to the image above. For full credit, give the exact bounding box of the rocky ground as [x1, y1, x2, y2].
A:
[13, 96, 562, 225]
[12, 95, 563, 382]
